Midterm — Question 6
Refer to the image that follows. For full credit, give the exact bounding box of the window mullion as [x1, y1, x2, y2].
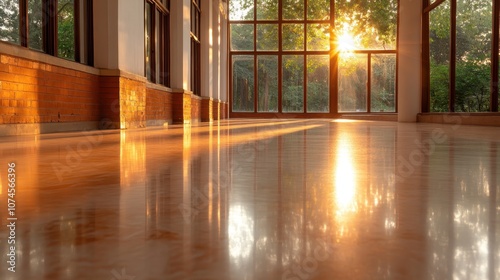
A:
[75, 0, 81, 62]
[492, 0, 499, 111]
[20, 0, 28, 47]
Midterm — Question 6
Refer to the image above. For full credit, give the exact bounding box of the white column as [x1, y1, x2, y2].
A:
[200, 0, 213, 97]
[93, 0, 119, 70]
[212, 2, 221, 100]
[170, 0, 191, 90]
[219, 11, 228, 103]
[117, 0, 145, 76]
[397, 0, 422, 122]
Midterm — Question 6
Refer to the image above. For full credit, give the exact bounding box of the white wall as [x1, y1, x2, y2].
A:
[117, 0, 145, 76]
[220, 14, 228, 103]
[93, 0, 119, 70]
[200, 0, 213, 97]
[170, 0, 191, 90]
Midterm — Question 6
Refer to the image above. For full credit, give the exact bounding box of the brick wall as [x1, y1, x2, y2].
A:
[172, 91, 195, 124]
[0, 54, 100, 125]
[0, 51, 217, 134]
[201, 98, 213, 122]
[146, 87, 172, 125]
[119, 77, 146, 129]
[220, 101, 228, 120]
[99, 76, 120, 128]
[191, 96, 201, 124]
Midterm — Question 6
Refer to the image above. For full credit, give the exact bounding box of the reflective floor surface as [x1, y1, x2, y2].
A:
[0, 119, 499, 280]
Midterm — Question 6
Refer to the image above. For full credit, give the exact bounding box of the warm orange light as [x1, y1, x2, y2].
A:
[334, 133, 357, 216]
[336, 31, 356, 52]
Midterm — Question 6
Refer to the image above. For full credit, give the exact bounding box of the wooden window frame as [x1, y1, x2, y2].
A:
[145, 0, 171, 87]
[191, 0, 201, 96]
[228, 0, 398, 117]
[422, 0, 499, 112]
[12, 0, 94, 65]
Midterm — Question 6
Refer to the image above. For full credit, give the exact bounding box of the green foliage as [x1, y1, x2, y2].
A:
[455, 62, 490, 112]
[232, 57, 255, 112]
[371, 55, 396, 112]
[283, 55, 304, 112]
[0, 0, 75, 59]
[57, 0, 75, 60]
[258, 56, 278, 112]
[283, 0, 304, 20]
[257, 0, 278, 20]
[0, 0, 20, 44]
[229, 0, 398, 112]
[28, 0, 43, 51]
[231, 24, 254, 51]
[335, 0, 398, 49]
[429, 0, 492, 112]
[429, 62, 449, 112]
[307, 56, 329, 112]
[229, 0, 254, 20]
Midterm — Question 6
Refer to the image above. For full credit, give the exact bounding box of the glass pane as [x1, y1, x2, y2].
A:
[429, 2, 450, 112]
[0, 0, 20, 44]
[258, 56, 278, 112]
[456, 0, 491, 112]
[257, 0, 278, 20]
[282, 24, 304, 51]
[307, 55, 329, 113]
[58, 0, 75, 60]
[338, 53, 367, 112]
[28, 0, 43, 51]
[371, 54, 396, 112]
[307, 0, 330, 20]
[282, 55, 304, 112]
[257, 24, 278, 51]
[335, 0, 397, 50]
[145, 3, 152, 80]
[231, 24, 254, 51]
[283, 0, 304, 20]
[232, 56, 255, 112]
[229, 0, 254, 20]
[307, 24, 330, 51]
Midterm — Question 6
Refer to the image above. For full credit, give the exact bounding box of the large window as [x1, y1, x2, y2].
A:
[0, 0, 93, 65]
[423, 0, 497, 112]
[145, 0, 170, 87]
[229, 0, 397, 116]
[191, 0, 201, 95]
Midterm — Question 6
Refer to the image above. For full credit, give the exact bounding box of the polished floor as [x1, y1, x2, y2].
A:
[0, 119, 499, 280]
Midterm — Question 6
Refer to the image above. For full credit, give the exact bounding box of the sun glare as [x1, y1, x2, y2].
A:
[336, 31, 356, 52]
